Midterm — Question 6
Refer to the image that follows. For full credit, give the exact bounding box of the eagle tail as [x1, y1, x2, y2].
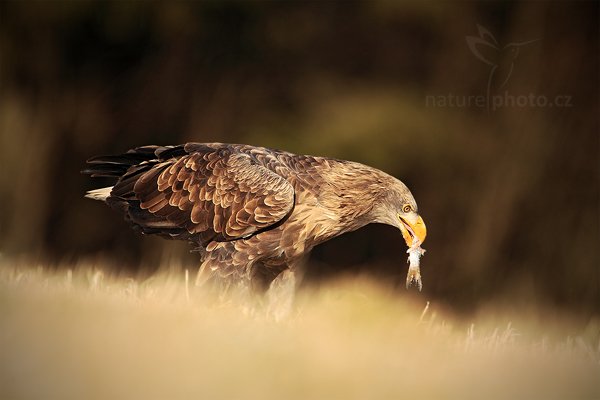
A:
[85, 186, 113, 202]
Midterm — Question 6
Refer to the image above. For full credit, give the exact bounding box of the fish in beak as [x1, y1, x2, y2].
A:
[399, 214, 427, 291]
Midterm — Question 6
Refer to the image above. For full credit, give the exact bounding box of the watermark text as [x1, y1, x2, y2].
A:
[425, 92, 573, 111]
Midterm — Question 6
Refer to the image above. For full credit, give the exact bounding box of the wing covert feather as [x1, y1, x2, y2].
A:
[132, 146, 294, 243]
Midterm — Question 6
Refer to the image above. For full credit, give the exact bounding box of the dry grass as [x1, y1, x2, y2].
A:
[0, 260, 598, 400]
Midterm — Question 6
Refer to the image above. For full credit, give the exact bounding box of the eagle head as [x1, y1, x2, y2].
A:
[371, 178, 427, 247]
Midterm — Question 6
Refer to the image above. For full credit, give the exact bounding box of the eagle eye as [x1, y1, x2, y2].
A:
[402, 204, 412, 213]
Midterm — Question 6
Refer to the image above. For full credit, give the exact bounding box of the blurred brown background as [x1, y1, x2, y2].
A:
[0, 1, 597, 315]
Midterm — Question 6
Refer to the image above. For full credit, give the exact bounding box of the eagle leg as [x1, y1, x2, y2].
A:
[266, 269, 297, 321]
[194, 242, 252, 297]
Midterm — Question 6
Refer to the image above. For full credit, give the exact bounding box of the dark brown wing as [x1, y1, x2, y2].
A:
[107, 144, 295, 244]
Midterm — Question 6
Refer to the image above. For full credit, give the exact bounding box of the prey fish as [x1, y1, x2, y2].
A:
[406, 242, 426, 291]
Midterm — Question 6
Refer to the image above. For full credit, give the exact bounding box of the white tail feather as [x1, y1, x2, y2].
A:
[85, 186, 113, 201]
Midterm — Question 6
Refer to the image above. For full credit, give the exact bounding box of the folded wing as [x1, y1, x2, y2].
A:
[90, 144, 295, 245]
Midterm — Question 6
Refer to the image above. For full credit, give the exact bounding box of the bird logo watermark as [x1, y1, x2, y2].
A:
[425, 25, 573, 112]
[466, 24, 538, 112]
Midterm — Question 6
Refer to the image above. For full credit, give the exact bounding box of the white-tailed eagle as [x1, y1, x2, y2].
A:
[83, 143, 427, 294]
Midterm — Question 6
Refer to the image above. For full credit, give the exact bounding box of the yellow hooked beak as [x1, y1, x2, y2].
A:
[399, 214, 427, 247]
